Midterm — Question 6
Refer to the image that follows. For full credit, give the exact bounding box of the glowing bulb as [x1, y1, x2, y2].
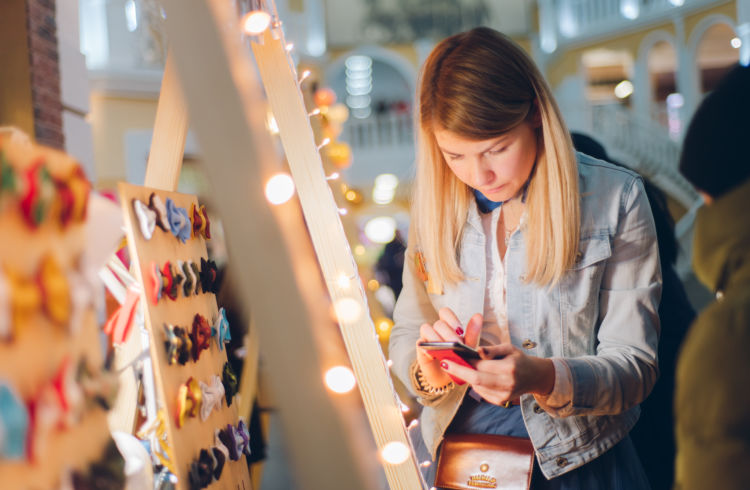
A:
[317, 137, 331, 151]
[299, 70, 311, 84]
[324, 366, 356, 394]
[381, 441, 410, 465]
[614, 80, 634, 99]
[408, 419, 419, 430]
[387, 359, 394, 368]
[336, 274, 350, 288]
[338, 208, 348, 216]
[367, 279, 379, 291]
[731, 37, 742, 49]
[420, 461, 432, 468]
[285, 42, 294, 52]
[377, 318, 393, 333]
[401, 403, 410, 413]
[265, 173, 295, 205]
[266, 112, 279, 135]
[364, 216, 397, 244]
[308, 108, 321, 117]
[326, 172, 339, 180]
[334, 298, 362, 322]
[354, 245, 366, 256]
[242, 11, 271, 35]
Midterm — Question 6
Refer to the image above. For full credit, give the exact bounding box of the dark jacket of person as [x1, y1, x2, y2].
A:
[674, 177, 750, 489]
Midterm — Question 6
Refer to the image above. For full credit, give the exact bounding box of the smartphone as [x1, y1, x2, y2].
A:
[418, 341, 480, 361]
[417, 341, 480, 385]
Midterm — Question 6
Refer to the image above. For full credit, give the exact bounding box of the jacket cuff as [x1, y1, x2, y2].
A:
[409, 360, 454, 404]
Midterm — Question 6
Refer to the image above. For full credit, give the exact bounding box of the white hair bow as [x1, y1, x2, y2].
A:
[199, 375, 225, 421]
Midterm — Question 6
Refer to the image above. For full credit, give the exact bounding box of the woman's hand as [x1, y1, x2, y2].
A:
[439, 343, 556, 405]
[416, 308, 483, 388]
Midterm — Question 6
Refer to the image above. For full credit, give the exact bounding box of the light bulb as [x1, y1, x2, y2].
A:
[324, 366, 356, 394]
[265, 173, 295, 205]
[333, 298, 361, 322]
[380, 441, 410, 465]
[242, 11, 271, 35]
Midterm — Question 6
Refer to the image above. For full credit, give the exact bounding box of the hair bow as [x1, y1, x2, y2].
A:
[53, 165, 90, 228]
[191, 314, 212, 361]
[0, 381, 29, 460]
[147, 261, 163, 305]
[180, 260, 194, 297]
[4, 255, 71, 335]
[165, 197, 191, 243]
[19, 160, 55, 228]
[237, 419, 251, 456]
[148, 192, 169, 232]
[189, 449, 215, 489]
[137, 409, 176, 475]
[163, 324, 192, 365]
[218, 425, 240, 461]
[176, 377, 202, 428]
[102, 284, 140, 345]
[190, 261, 202, 295]
[191, 203, 211, 239]
[132, 199, 156, 240]
[212, 307, 231, 350]
[213, 428, 231, 466]
[160, 262, 179, 301]
[199, 375, 225, 422]
[200, 258, 218, 295]
[221, 362, 238, 407]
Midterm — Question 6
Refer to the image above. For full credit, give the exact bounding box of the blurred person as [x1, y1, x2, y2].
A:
[674, 63, 750, 490]
[571, 132, 695, 489]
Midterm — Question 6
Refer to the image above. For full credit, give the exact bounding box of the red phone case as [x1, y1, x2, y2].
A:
[427, 349, 475, 385]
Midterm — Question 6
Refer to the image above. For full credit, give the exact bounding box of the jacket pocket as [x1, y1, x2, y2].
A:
[562, 233, 612, 355]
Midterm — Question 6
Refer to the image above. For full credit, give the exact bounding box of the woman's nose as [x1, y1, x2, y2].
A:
[472, 158, 495, 187]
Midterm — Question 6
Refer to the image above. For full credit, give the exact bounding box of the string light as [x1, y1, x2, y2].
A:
[298, 69, 311, 84]
[326, 172, 340, 181]
[241, 10, 271, 35]
[285, 42, 294, 52]
[380, 442, 410, 465]
[420, 461, 432, 468]
[264, 173, 295, 205]
[333, 298, 362, 322]
[308, 108, 321, 117]
[324, 366, 356, 394]
[407, 419, 419, 430]
[317, 137, 331, 151]
[400, 403, 410, 413]
[387, 359, 394, 368]
[338, 208, 348, 216]
[336, 274, 351, 288]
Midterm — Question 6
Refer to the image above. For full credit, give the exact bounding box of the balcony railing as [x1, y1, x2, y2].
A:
[341, 112, 414, 150]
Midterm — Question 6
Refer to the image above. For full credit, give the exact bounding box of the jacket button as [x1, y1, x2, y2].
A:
[533, 404, 543, 414]
[576, 250, 583, 262]
[556, 457, 569, 467]
[522, 339, 536, 349]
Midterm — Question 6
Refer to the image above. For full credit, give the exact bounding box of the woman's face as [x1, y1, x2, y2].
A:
[434, 121, 539, 202]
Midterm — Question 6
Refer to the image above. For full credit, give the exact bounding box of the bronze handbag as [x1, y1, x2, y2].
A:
[434, 433, 534, 490]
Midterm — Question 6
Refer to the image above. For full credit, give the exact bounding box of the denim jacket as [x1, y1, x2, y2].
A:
[390, 153, 662, 478]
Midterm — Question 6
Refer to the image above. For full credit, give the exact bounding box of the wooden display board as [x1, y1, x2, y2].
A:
[0, 136, 114, 488]
[118, 182, 251, 490]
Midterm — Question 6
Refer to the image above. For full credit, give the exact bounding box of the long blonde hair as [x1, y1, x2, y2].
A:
[413, 27, 580, 289]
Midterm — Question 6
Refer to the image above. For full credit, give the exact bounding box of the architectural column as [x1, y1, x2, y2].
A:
[673, 16, 697, 133]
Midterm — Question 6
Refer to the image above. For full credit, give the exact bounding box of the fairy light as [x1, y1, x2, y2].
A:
[336, 274, 350, 288]
[354, 245, 366, 256]
[420, 461, 432, 468]
[298, 69, 311, 84]
[380, 442, 410, 465]
[285, 42, 294, 52]
[407, 419, 419, 430]
[308, 108, 321, 117]
[338, 208, 348, 216]
[241, 11, 271, 35]
[326, 172, 339, 181]
[324, 366, 356, 394]
[264, 173, 295, 205]
[387, 359, 394, 368]
[317, 137, 331, 151]
[333, 298, 362, 322]
[401, 403, 410, 413]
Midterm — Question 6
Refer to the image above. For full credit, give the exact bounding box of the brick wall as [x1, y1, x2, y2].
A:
[26, 0, 64, 149]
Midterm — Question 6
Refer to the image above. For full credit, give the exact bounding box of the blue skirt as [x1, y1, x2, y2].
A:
[411, 396, 651, 489]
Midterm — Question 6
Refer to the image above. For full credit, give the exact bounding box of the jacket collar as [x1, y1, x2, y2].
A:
[693, 178, 750, 293]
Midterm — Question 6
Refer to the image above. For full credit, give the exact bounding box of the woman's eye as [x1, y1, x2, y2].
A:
[489, 147, 508, 155]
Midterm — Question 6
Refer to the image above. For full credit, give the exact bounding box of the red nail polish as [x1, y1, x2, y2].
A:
[440, 361, 449, 370]
[455, 327, 464, 336]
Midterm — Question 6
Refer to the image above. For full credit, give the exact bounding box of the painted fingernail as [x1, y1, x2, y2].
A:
[455, 327, 464, 336]
[440, 361, 449, 370]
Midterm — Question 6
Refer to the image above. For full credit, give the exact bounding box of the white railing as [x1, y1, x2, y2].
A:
[554, 0, 720, 43]
[591, 103, 699, 208]
[341, 112, 414, 150]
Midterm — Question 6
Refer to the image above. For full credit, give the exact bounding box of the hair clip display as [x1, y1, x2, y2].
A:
[0, 382, 29, 460]
[210, 444, 227, 480]
[236, 419, 251, 456]
[176, 377, 202, 428]
[200, 258, 218, 295]
[189, 448, 215, 489]
[191, 203, 211, 239]
[217, 425, 239, 461]
[147, 262, 163, 305]
[166, 198, 191, 243]
[148, 192, 169, 232]
[199, 375, 225, 422]
[161, 262, 178, 301]
[221, 362, 238, 407]
[190, 314, 212, 361]
[133, 199, 157, 240]
[190, 261, 202, 295]
[212, 307, 231, 350]
[136, 409, 176, 475]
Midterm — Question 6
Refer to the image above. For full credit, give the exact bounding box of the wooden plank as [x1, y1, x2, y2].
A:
[118, 182, 251, 489]
[250, 24, 425, 490]
[159, 1, 383, 488]
[144, 50, 189, 191]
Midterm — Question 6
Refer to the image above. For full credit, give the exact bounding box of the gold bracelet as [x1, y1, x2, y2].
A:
[416, 367, 453, 395]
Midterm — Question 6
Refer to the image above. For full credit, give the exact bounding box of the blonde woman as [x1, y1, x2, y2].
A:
[389, 28, 660, 489]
